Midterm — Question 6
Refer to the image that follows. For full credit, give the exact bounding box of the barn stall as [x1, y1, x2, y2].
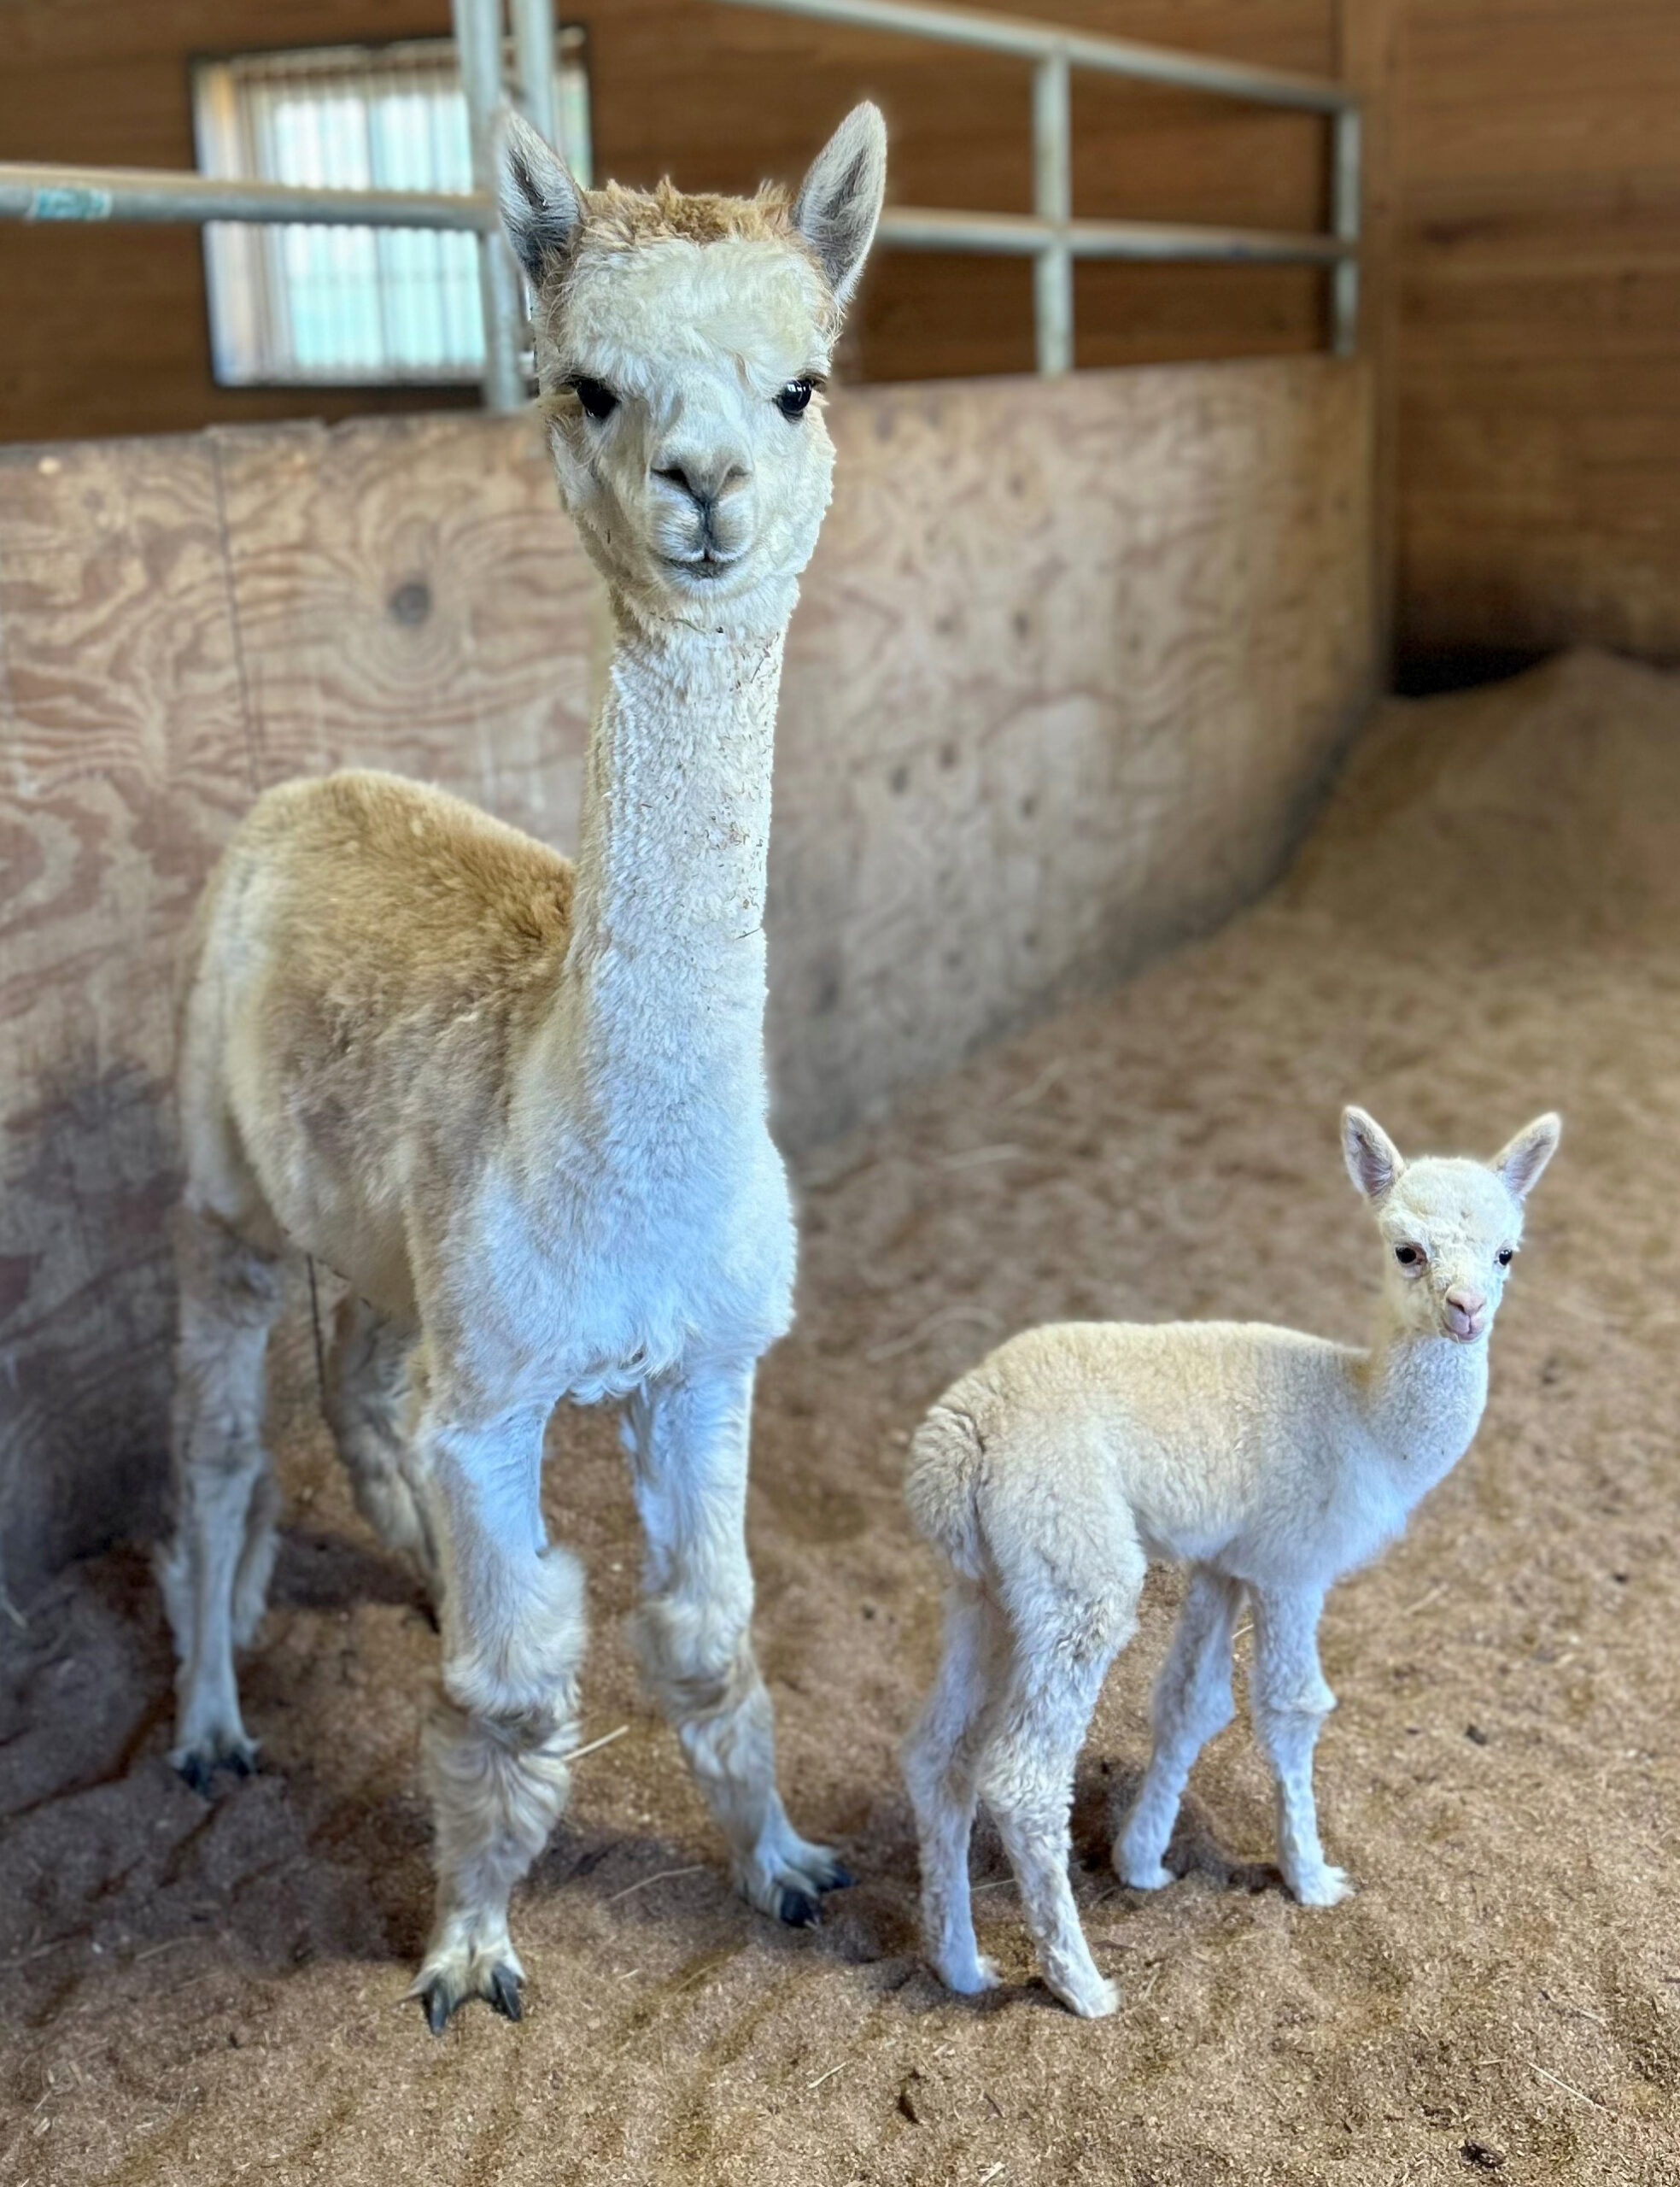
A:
[2, 0, 1677, 2181]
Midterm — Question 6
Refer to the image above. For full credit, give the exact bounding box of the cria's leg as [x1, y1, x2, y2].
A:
[1115, 1564, 1244, 1889]
[903, 1579, 1009, 1995]
[1249, 1586, 1351, 1908]
[324, 1293, 438, 1598]
[412, 1403, 584, 2031]
[159, 1203, 285, 1789]
[974, 1547, 1144, 2019]
[624, 1363, 849, 1925]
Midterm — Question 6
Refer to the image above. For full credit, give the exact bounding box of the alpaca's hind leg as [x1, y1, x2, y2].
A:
[412, 1400, 584, 2030]
[624, 1363, 850, 1925]
[975, 1543, 1144, 2019]
[159, 1202, 284, 1788]
[1115, 1564, 1244, 1889]
[903, 1579, 1008, 1995]
[324, 1293, 438, 1598]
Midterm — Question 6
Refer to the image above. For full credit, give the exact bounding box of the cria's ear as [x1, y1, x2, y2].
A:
[497, 107, 583, 284]
[793, 103, 887, 314]
[1343, 1106, 1405, 1203]
[1491, 1112, 1561, 1201]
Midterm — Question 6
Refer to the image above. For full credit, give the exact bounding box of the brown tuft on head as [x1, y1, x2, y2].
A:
[579, 177, 802, 252]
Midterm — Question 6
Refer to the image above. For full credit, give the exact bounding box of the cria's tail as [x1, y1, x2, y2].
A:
[904, 1396, 989, 1583]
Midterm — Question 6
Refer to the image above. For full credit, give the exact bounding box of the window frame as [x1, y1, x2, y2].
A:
[190, 32, 591, 392]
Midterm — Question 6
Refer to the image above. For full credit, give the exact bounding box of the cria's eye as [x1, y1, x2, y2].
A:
[571, 378, 618, 421]
[1394, 1244, 1422, 1267]
[1497, 1247, 1515, 1266]
[776, 379, 813, 419]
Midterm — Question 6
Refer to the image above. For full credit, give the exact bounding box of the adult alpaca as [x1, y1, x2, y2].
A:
[159, 103, 887, 2029]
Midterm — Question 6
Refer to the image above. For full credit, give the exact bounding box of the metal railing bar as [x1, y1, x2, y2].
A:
[1330, 105, 1362, 357]
[0, 167, 1349, 267]
[452, 0, 525, 409]
[0, 162, 497, 232]
[1031, 52, 1072, 374]
[717, 0, 1354, 113]
[881, 208, 1351, 265]
[510, 0, 560, 147]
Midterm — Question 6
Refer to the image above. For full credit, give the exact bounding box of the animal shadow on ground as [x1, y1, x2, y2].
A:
[2, 1520, 904, 2008]
[2, 1533, 445, 1989]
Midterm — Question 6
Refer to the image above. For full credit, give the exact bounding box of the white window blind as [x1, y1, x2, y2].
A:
[193, 38, 591, 387]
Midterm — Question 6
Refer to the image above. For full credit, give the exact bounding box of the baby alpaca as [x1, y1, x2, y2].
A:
[903, 1106, 1560, 2017]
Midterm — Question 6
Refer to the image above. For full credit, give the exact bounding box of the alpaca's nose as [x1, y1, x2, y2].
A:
[653, 449, 750, 512]
[1443, 1285, 1487, 1340]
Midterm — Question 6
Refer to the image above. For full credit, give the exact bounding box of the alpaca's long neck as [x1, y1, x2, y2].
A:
[1355, 1321, 1490, 1504]
[536, 602, 787, 1160]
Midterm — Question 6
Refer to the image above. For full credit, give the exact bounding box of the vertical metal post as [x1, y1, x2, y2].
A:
[1032, 50, 1073, 376]
[1330, 103, 1361, 359]
[453, 0, 524, 411]
[509, 0, 559, 148]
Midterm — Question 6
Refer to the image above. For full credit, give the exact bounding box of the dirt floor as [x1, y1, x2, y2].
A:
[5, 647, 1680, 2185]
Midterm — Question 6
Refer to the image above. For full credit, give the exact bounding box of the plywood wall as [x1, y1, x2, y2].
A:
[1396, 0, 1680, 669]
[0, 357, 1375, 1594]
[0, 0, 1341, 443]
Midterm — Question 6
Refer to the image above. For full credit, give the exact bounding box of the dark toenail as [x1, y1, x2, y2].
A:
[490, 1966, 523, 2021]
[779, 1888, 819, 1927]
[424, 1985, 452, 2035]
[820, 1862, 855, 1893]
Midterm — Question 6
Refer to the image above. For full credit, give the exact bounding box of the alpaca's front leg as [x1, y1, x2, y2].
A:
[411, 1402, 585, 2030]
[1250, 1586, 1352, 1908]
[625, 1362, 851, 1924]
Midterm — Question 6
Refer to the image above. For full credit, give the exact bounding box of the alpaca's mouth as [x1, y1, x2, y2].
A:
[662, 548, 744, 583]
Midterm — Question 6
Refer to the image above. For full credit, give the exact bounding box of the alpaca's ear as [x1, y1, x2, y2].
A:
[1343, 1106, 1405, 1203]
[497, 107, 583, 284]
[793, 103, 887, 313]
[1491, 1112, 1561, 1201]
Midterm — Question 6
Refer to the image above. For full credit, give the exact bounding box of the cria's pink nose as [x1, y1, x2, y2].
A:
[1444, 1286, 1487, 1339]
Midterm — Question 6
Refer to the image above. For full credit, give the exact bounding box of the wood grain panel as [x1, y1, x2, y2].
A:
[1396, 0, 1680, 668]
[211, 415, 597, 827]
[771, 357, 1373, 1138]
[0, 358, 1374, 1595]
[0, 438, 252, 1592]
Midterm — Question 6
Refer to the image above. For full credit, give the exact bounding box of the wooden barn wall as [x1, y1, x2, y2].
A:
[0, 0, 1343, 443]
[0, 357, 1375, 1593]
[1396, 0, 1680, 671]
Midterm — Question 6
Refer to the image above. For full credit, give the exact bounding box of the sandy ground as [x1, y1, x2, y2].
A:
[4, 647, 1680, 2186]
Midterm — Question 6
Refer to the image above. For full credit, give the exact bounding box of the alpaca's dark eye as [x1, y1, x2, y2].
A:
[571, 378, 618, 421]
[776, 378, 813, 419]
[1497, 1247, 1514, 1267]
[1394, 1245, 1420, 1267]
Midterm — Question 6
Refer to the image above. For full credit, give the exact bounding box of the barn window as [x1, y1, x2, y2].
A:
[191, 38, 591, 387]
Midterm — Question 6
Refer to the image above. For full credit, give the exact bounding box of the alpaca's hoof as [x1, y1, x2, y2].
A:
[1116, 1854, 1174, 1892]
[1059, 1973, 1121, 2020]
[1291, 1863, 1355, 1908]
[412, 1953, 524, 2033]
[171, 1732, 257, 1795]
[739, 1827, 854, 1928]
[936, 1951, 1001, 1996]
